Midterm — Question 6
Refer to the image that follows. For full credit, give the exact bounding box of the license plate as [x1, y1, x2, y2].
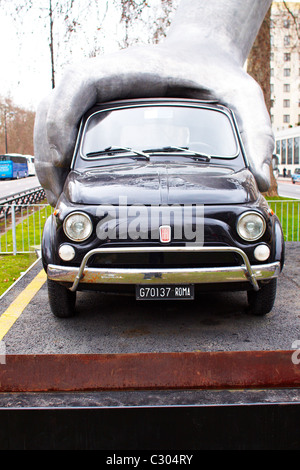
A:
[136, 285, 194, 300]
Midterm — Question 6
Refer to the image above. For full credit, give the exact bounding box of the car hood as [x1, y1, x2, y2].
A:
[63, 163, 259, 205]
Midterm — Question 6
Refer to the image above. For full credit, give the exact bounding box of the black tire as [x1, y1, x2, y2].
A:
[247, 278, 277, 316]
[47, 278, 76, 318]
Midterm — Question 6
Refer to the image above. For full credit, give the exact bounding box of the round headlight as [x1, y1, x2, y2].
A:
[63, 212, 93, 242]
[237, 212, 266, 241]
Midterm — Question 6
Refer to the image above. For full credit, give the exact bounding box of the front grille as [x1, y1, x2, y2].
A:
[89, 250, 242, 269]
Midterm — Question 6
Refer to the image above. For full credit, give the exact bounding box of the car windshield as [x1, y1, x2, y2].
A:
[295, 168, 300, 174]
[80, 105, 239, 161]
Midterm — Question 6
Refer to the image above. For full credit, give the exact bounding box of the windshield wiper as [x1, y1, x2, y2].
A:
[86, 146, 150, 160]
[143, 146, 211, 161]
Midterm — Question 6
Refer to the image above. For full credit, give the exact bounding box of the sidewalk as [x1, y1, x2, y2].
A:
[277, 176, 292, 183]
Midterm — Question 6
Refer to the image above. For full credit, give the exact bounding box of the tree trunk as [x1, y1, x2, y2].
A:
[247, 7, 278, 197]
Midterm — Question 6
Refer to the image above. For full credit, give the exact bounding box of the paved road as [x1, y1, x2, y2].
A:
[277, 179, 300, 199]
[1, 242, 299, 355]
[0, 176, 40, 199]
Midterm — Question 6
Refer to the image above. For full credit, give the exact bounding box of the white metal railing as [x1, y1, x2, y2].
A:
[0, 204, 53, 255]
[0, 200, 299, 255]
[268, 200, 300, 242]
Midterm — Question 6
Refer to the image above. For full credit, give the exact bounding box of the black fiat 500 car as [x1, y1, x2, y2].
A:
[42, 98, 284, 318]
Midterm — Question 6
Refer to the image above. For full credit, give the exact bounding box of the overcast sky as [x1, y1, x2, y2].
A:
[0, 0, 176, 111]
[0, 1, 127, 110]
[0, 0, 294, 112]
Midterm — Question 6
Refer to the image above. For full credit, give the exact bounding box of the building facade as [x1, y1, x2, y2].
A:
[274, 125, 300, 175]
[271, 1, 300, 174]
[271, 1, 300, 131]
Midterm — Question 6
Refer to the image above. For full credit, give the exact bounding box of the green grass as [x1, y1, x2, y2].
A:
[0, 253, 37, 296]
[0, 205, 52, 253]
[0, 205, 51, 296]
[266, 196, 300, 242]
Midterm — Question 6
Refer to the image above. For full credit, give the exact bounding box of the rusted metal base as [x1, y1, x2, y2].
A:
[0, 350, 299, 392]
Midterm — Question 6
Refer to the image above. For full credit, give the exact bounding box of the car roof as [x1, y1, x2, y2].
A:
[84, 97, 231, 118]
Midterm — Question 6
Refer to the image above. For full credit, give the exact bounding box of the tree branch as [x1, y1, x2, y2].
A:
[282, 0, 300, 39]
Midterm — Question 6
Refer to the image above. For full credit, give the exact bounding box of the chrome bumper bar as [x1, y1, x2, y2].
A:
[47, 246, 281, 293]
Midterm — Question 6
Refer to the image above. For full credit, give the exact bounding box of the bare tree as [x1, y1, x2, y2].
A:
[0, 97, 35, 155]
[0, 0, 109, 89]
[117, 0, 149, 48]
[151, 0, 177, 44]
[282, 0, 300, 40]
[247, 6, 278, 197]
[115, 0, 177, 48]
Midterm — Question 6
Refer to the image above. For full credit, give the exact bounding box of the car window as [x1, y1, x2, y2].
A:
[79, 105, 239, 160]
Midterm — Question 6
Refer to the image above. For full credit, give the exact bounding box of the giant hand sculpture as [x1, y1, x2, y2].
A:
[34, 0, 273, 207]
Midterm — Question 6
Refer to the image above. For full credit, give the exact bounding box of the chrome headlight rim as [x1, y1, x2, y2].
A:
[237, 211, 266, 242]
[63, 211, 93, 242]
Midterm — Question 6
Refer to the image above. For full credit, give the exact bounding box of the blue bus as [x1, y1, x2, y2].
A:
[0, 154, 29, 179]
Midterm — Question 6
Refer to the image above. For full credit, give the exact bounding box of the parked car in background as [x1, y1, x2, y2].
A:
[292, 168, 300, 184]
[42, 98, 285, 318]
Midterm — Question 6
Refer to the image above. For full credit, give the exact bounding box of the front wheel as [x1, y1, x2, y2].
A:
[47, 278, 76, 318]
[247, 278, 277, 316]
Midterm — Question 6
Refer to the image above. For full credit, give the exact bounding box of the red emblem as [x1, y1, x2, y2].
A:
[159, 225, 171, 243]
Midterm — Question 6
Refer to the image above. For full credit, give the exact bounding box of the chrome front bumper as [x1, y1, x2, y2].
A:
[47, 246, 281, 293]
